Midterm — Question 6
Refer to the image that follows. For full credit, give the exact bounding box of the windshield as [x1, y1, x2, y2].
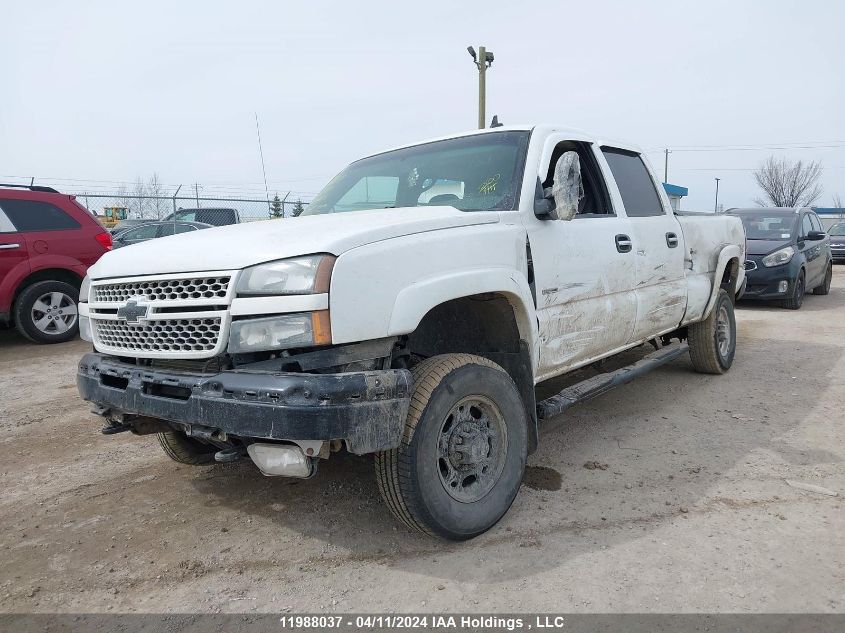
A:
[303, 131, 530, 215]
[735, 213, 797, 240]
[829, 222, 845, 236]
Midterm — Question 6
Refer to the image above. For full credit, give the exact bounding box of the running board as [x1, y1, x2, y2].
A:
[536, 342, 690, 420]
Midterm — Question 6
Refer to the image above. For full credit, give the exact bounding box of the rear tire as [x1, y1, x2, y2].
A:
[158, 431, 217, 465]
[781, 270, 805, 309]
[13, 280, 80, 344]
[375, 354, 528, 540]
[812, 263, 832, 295]
[688, 289, 736, 375]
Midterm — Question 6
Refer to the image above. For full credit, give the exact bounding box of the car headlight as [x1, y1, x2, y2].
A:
[227, 311, 332, 353]
[236, 255, 335, 296]
[79, 275, 91, 303]
[762, 246, 795, 268]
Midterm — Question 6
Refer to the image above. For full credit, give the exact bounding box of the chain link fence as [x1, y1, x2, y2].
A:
[77, 193, 309, 224]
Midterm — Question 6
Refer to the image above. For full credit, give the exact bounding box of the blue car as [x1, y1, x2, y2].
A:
[729, 207, 832, 309]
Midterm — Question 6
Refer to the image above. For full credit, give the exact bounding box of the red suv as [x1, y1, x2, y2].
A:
[0, 185, 112, 343]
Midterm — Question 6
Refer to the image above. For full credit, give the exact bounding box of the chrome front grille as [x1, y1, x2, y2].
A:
[89, 271, 235, 358]
[94, 318, 222, 354]
[93, 276, 231, 303]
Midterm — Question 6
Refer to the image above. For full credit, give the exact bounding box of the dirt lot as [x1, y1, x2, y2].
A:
[1, 278, 843, 614]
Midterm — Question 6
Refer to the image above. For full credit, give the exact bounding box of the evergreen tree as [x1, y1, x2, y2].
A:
[270, 193, 284, 218]
[291, 199, 305, 217]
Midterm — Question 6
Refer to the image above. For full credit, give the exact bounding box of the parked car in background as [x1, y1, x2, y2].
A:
[109, 218, 149, 234]
[112, 221, 213, 249]
[0, 184, 112, 343]
[729, 207, 832, 309]
[162, 208, 240, 226]
[828, 222, 845, 263]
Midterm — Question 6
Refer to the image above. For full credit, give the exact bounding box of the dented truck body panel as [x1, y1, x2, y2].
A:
[76, 124, 744, 458]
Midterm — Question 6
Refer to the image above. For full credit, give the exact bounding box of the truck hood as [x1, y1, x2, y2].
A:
[88, 206, 500, 279]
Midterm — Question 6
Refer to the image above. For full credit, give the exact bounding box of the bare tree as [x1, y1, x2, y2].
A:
[753, 156, 823, 207]
[132, 177, 149, 218]
[832, 193, 843, 209]
[147, 173, 166, 219]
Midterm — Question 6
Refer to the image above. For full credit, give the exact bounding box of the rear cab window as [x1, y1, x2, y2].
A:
[0, 199, 81, 232]
[600, 148, 665, 218]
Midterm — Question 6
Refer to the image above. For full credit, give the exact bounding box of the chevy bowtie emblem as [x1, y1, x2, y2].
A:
[116, 299, 149, 324]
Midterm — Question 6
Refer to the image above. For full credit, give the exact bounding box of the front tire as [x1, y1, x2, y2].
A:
[812, 263, 832, 295]
[781, 270, 805, 309]
[158, 431, 217, 465]
[375, 354, 528, 540]
[13, 280, 80, 344]
[688, 289, 736, 375]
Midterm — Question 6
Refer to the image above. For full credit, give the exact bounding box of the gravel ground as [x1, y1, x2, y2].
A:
[0, 276, 842, 614]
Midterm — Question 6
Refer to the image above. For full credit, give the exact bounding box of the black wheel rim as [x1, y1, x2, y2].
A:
[436, 395, 508, 503]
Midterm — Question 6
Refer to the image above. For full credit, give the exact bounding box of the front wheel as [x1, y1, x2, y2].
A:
[158, 431, 217, 465]
[688, 289, 736, 375]
[781, 270, 805, 309]
[375, 354, 528, 540]
[812, 263, 832, 295]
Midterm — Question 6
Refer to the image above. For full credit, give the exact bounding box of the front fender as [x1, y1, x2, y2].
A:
[387, 267, 538, 364]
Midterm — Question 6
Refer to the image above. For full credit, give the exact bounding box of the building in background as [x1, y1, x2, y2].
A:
[813, 207, 845, 230]
[662, 183, 688, 211]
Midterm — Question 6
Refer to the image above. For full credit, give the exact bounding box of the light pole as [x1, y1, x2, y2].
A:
[714, 178, 721, 213]
[467, 45, 494, 129]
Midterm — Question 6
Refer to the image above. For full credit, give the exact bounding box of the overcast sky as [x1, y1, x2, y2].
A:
[2, 0, 842, 211]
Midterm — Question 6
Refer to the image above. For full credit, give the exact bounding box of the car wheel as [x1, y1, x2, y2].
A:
[158, 431, 218, 465]
[375, 353, 528, 540]
[688, 289, 736, 375]
[781, 270, 805, 309]
[812, 263, 832, 295]
[13, 280, 80, 344]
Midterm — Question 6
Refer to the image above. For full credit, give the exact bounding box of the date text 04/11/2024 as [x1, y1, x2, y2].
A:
[277, 615, 568, 629]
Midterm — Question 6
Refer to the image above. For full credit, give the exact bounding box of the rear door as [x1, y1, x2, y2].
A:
[0, 204, 30, 305]
[0, 195, 87, 269]
[600, 147, 687, 343]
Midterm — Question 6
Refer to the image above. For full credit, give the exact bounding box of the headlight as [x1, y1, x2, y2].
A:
[79, 275, 91, 302]
[227, 311, 331, 353]
[236, 255, 335, 296]
[762, 246, 795, 267]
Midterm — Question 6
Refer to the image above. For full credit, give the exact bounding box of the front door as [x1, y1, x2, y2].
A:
[799, 212, 824, 287]
[600, 147, 686, 342]
[526, 140, 637, 379]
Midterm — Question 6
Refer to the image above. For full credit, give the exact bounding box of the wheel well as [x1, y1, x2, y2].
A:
[403, 293, 539, 453]
[720, 257, 739, 291]
[11, 268, 83, 320]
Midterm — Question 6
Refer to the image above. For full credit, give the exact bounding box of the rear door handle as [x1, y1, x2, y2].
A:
[666, 232, 679, 248]
[0, 243, 21, 250]
[615, 234, 632, 253]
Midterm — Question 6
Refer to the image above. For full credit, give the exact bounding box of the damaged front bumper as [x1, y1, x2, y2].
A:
[76, 353, 412, 455]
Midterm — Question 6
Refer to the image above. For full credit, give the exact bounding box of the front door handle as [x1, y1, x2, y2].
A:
[666, 232, 679, 248]
[0, 243, 21, 250]
[615, 234, 632, 253]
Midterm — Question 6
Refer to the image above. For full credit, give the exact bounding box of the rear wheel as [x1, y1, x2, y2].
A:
[688, 289, 736, 375]
[781, 270, 805, 309]
[812, 263, 832, 295]
[14, 280, 80, 344]
[375, 354, 528, 540]
[158, 431, 217, 465]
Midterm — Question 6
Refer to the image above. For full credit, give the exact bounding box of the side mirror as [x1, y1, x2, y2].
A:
[806, 230, 826, 241]
[545, 151, 583, 221]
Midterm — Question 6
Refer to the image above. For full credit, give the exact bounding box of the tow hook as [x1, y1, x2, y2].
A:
[214, 446, 247, 463]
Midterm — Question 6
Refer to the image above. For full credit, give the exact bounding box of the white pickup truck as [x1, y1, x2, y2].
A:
[76, 125, 745, 540]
